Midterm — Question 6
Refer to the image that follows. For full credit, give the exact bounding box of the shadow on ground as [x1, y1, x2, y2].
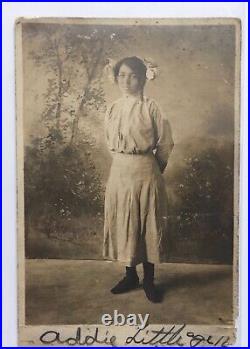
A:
[26, 260, 233, 326]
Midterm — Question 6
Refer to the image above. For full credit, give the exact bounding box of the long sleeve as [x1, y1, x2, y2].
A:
[151, 101, 174, 173]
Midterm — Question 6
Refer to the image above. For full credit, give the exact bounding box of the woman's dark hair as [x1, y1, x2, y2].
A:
[113, 56, 147, 88]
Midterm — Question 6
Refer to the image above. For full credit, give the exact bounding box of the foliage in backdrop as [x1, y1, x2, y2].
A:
[24, 24, 234, 263]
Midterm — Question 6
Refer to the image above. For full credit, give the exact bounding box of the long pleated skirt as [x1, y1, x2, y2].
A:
[103, 152, 168, 266]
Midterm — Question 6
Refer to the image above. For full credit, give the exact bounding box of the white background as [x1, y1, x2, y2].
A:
[2, 2, 248, 347]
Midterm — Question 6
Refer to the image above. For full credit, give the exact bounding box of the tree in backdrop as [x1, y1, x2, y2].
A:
[26, 24, 132, 146]
[24, 23, 132, 246]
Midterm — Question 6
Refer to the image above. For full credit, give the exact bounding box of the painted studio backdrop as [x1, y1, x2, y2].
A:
[23, 23, 235, 263]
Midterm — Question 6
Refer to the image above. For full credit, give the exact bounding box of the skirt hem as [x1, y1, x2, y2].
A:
[103, 256, 166, 267]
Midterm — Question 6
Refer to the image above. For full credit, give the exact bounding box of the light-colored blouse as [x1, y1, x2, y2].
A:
[105, 95, 174, 170]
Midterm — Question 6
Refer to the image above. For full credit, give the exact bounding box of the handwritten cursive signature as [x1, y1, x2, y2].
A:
[40, 327, 117, 346]
[39, 325, 231, 347]
[126, 325, 231, 347]
[126, 324, 186, 346]
[186, 331, 231, 347]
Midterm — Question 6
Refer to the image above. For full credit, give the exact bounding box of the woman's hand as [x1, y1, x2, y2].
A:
[155, 153, 167, 174]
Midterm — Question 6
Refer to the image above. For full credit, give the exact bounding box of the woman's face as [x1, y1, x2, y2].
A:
[117, 64, 142, 96]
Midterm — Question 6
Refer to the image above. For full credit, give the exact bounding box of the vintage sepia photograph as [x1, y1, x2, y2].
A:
[16, 17, 241, 346]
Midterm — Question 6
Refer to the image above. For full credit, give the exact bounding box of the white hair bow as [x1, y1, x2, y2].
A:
[143, 58, 159, 80]
[103, 58, 116, 83]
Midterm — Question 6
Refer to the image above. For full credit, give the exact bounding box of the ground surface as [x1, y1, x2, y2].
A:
[26, 260, 233, 326]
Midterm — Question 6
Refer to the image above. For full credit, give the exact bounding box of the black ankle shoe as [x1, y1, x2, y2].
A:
[111, 275, 139, 294]
[143, 280, 161, 303]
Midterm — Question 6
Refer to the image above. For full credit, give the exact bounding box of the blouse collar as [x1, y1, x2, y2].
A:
[122, 94, 144, 103]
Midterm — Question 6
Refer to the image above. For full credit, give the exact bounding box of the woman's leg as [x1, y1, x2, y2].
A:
[111, 265, 139, 294]
[143, 262, 154, 283]
[125, 266, 138, 279]
[143, 262, 161, 303]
